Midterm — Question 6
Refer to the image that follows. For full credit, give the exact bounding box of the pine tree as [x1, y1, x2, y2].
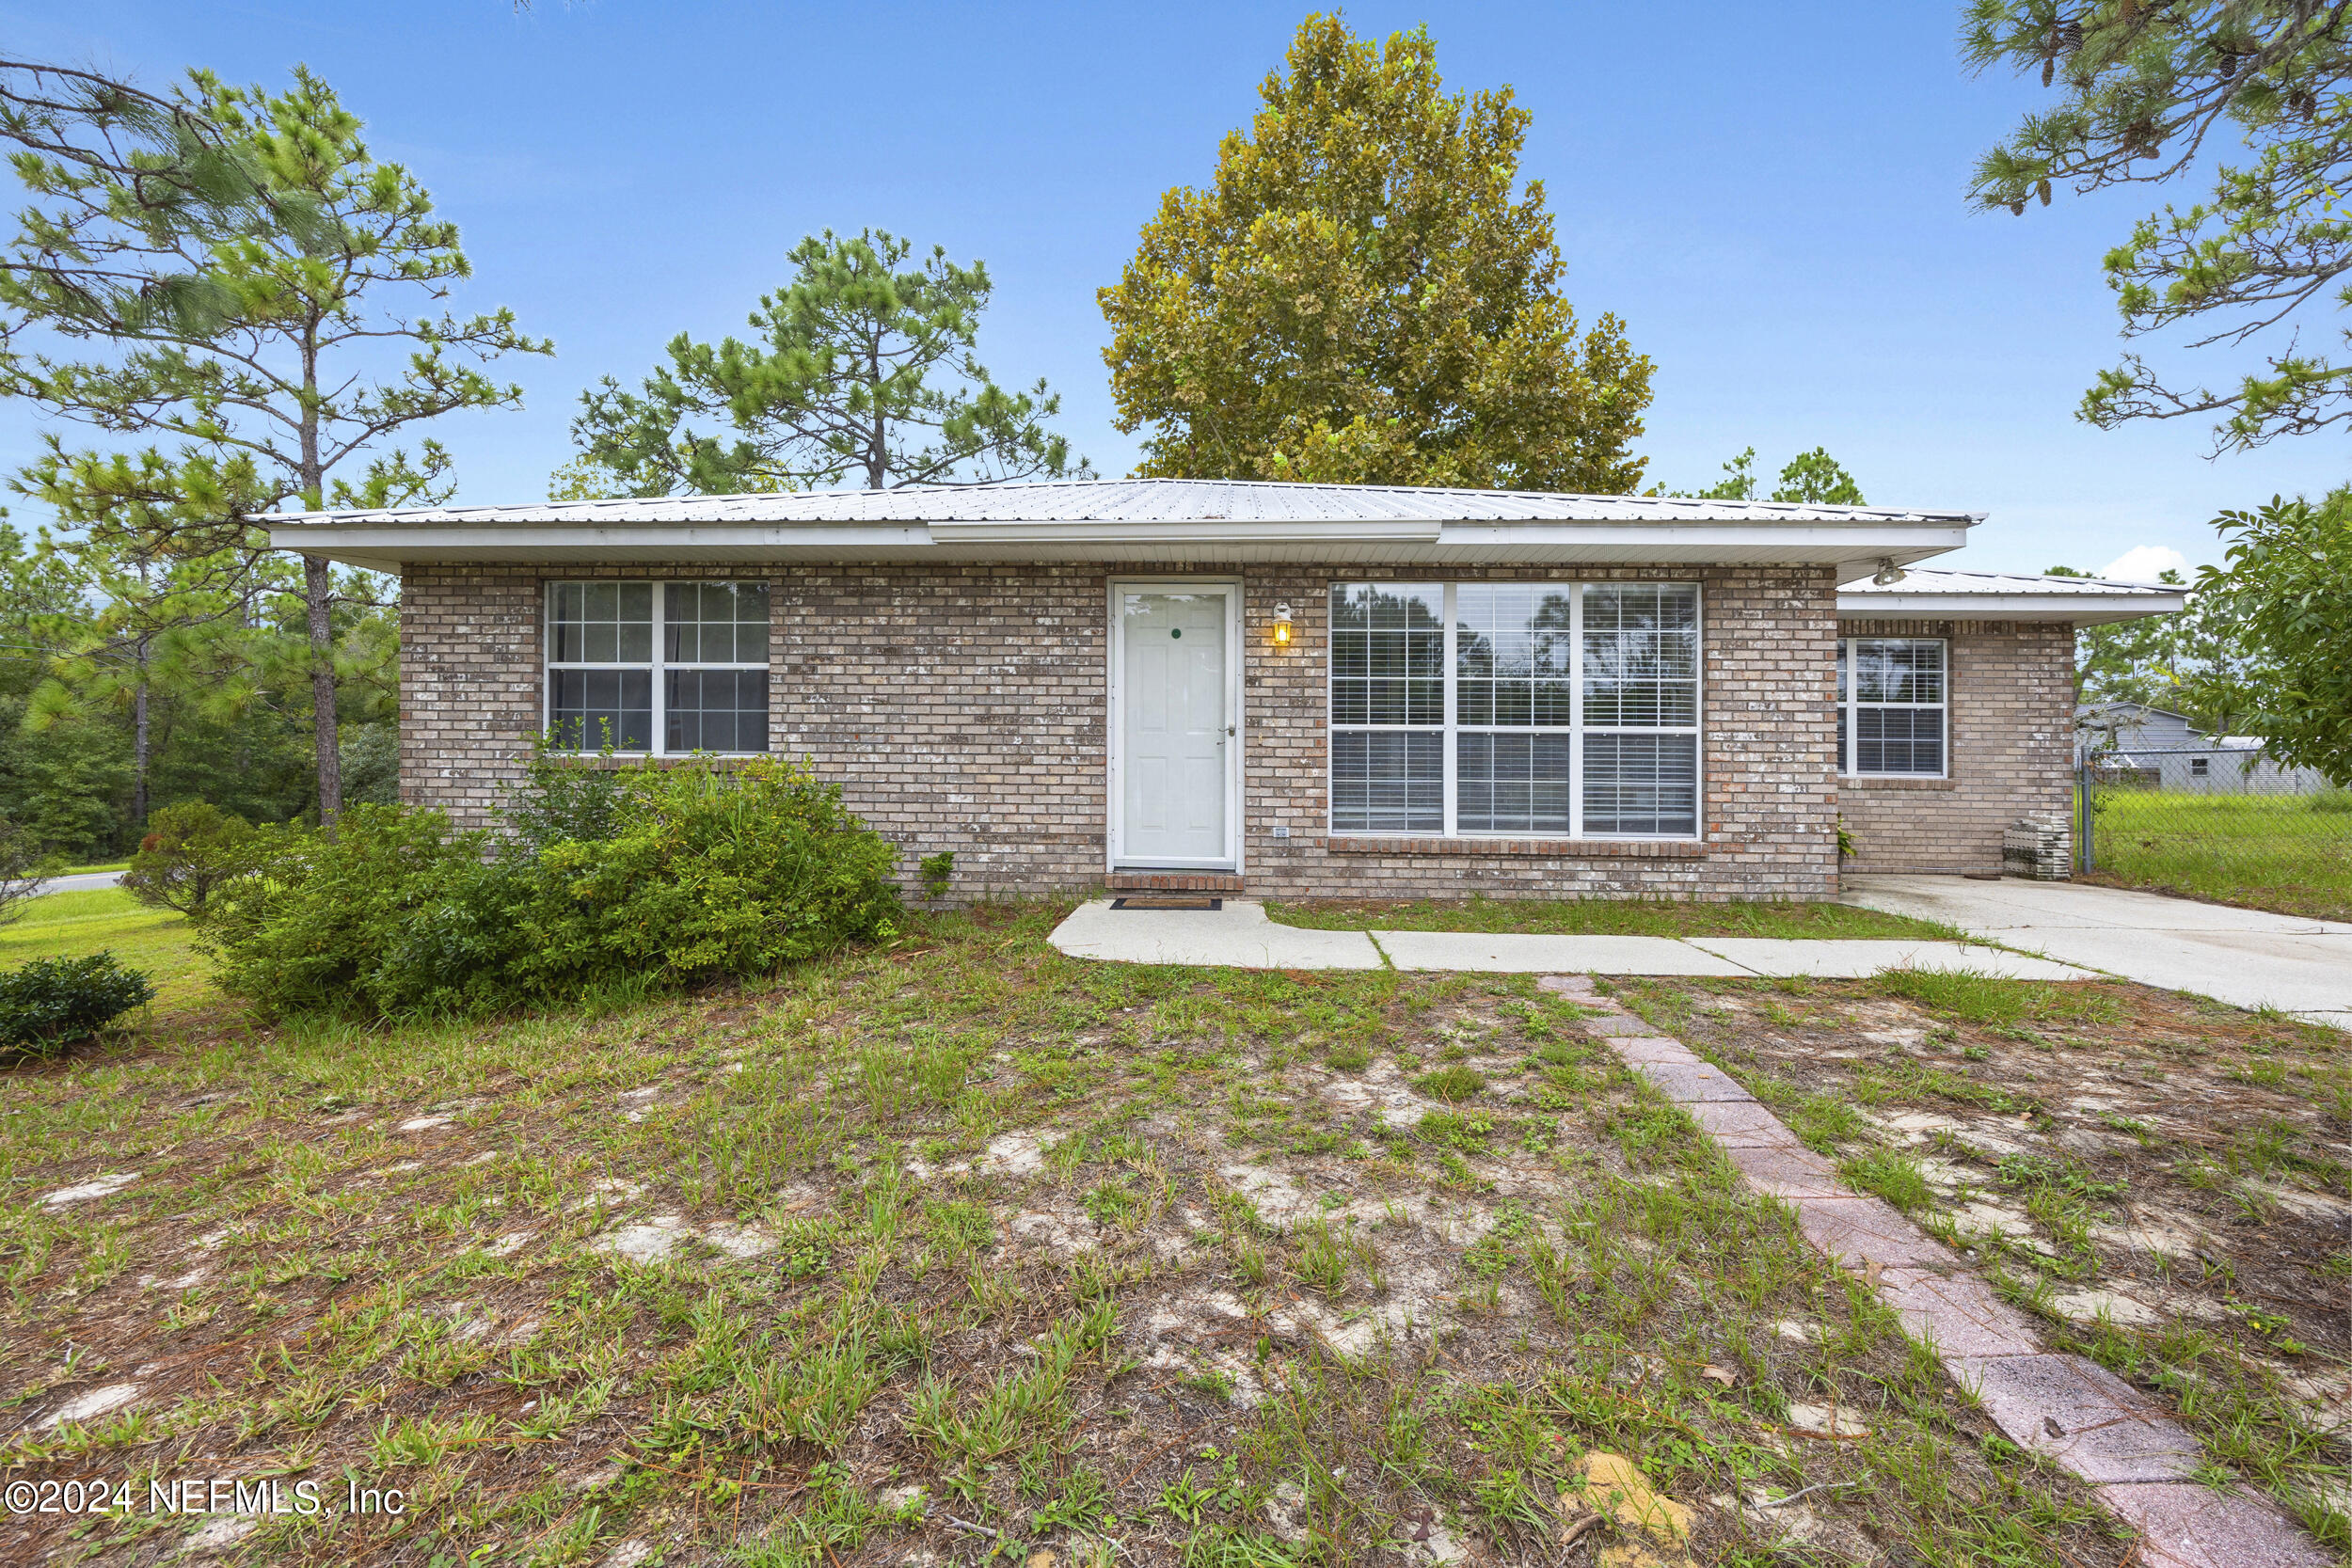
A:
[1963, 1, 2352, 448]
[1099, 14, 1652, 491]
[572, 229, 1086, 494]
[0, 66, 548, 823]
[1677, 447, 1866, 504]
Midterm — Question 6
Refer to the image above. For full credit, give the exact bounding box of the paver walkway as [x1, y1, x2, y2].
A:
[1557, 973, 2330, 1568]
[1049, 898, 2096, 979]
[1842, 874, 2352, 1032]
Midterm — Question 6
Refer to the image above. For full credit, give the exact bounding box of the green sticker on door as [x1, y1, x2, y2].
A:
[1170, 627, 1182, 638]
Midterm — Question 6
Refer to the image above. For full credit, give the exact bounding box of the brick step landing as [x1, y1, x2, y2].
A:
[1105, 871, 1245, 894]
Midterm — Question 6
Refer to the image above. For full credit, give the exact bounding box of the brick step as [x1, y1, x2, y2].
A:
[1106, 871, 1245, 894]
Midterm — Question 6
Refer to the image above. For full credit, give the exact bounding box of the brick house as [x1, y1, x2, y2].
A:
[267, 479, 2182, 901]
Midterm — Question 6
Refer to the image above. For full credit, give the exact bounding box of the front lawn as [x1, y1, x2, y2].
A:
[2085, 788, 2352, 924]
[1616, 971, 2352, 1554]
[2, 889, 214, 1017]
[1269, 896, 1963, 941]
[0, 906, 2128, 1566]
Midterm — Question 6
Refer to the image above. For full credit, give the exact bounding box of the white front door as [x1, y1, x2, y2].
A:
[1113, 584, 1236, 866]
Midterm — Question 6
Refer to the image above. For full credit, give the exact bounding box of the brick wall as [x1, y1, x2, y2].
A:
[1834, 618, 2075, 875]
[398, 561, 1843, 902]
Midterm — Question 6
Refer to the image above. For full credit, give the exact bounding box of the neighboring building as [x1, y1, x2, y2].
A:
[2078, 699, 2331, 796]
[267, 480, 2184, 900]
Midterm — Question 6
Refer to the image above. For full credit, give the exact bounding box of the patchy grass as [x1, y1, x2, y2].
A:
[1, 888, 215, 1017]
[1621, 972, 2352, 1553]
[2084, 788, 2352, 924]
[1267, 896, 1963, 941]
[0, 905, 2132, 1565]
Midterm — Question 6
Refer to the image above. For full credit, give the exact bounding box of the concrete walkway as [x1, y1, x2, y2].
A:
[1564, 974, 2330, 1568]
[1841, 875, 2352, 1031]
[1049, 898, 2097, 980]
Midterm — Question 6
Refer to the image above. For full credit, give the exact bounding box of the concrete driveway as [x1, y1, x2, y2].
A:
[1839, 875, 2352, 1031]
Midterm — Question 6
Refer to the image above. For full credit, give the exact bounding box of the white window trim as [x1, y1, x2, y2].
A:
[542, 580, 771, 756]
[1838, 635, 1948, 779]
[1326, 580, 1705, 841]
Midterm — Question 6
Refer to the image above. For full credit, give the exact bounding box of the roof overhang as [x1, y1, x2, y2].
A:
[267, 515, 1974, 574]
[1837, 585, 2186, 626]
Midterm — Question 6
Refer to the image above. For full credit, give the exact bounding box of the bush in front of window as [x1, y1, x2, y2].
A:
[510, 757, 902, 993]
[194, 758, 902, 1021]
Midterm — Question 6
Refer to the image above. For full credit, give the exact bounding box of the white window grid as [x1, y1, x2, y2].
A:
[1837, 636, 1947, 778]
[542, 580, 771, 755]
[1327, 580, 1704, 840]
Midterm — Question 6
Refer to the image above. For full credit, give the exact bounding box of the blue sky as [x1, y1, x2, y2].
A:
[8, 0, 2347, 578]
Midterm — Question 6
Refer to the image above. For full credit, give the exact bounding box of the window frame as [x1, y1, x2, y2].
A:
[542, 579, 772, 756]
[1836, 635, 1948, 779]
[1326, 580, 1705, 842]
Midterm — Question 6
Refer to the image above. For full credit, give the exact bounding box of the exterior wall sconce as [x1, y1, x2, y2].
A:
[1270, 601, 1294, 646]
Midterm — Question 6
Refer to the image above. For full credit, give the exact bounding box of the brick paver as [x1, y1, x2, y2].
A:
[1579, 988, 2333, 1568]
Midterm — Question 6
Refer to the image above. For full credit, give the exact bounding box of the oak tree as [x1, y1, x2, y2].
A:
[1099, 14, 1652, 491]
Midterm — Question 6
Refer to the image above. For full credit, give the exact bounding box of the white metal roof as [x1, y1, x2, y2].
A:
[1838, 567, 2185, 626]
[266, 477, 1980, 572]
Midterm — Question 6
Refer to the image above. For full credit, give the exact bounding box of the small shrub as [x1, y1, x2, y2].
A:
[122, 802, 258, 919]
[501, 736, 629, 850]
[918, 850, 955, 901]
[2312, 785, 2352, 815]
[0, 952, 155, 1054]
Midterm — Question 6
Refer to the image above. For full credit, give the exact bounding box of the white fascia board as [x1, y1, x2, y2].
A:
[1838, 590, 2186, 626]
[1438, 519, 1971, 565]
[269, 515, 1977, 570]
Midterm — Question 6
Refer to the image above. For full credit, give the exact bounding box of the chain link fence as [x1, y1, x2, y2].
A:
[2076, 747, 2352, 923]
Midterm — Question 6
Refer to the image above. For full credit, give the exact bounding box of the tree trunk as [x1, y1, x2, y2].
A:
[132, 635, 151, 832]
[867, 338, 887, 488]
[305, 553, 342, 827]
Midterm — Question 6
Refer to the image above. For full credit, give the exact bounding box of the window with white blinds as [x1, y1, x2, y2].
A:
[1329, 582, 1701, 840]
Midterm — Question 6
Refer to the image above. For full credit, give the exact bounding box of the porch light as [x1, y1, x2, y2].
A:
[1870, 557, 1907, 587]
[1270, 601, 1294, 645]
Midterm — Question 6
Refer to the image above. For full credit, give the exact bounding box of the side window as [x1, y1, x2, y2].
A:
[1839, 637, 1946, 777]
[546, 581, 770, 754]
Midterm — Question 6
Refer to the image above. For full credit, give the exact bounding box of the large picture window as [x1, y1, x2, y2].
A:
[1837, 637, 1946, 776]
[1329, 582, 1701, 839]
[546, 581, 771, 754]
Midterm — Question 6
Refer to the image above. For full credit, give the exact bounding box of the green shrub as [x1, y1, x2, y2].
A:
[507, 756, 901, 994]
[501, 737, 629, 850]
[919, 850, 955, 901]
[0, 952, 155, 1054]
[122, 801, 259, 919]
[2313, 785, 2352, 815]
[200, 757, 902, 1021]
[199, 805, 515, 1019]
